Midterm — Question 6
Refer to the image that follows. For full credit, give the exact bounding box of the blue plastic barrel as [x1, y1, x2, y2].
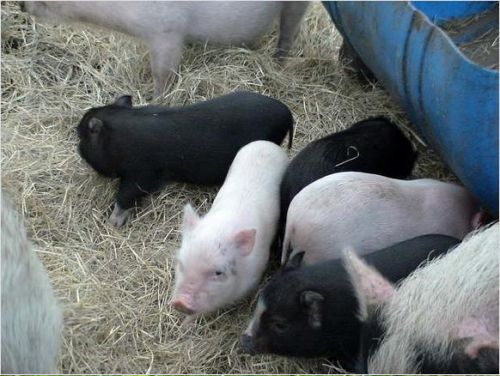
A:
[324, 1, 499, 216]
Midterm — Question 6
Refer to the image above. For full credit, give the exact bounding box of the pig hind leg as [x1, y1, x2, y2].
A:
[149, 33, 184, 99]
[275, 2, 309, 63]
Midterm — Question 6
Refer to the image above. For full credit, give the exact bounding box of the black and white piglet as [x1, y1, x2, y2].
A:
[349, 224, 498, 374]
[279, 116, 416, 236]
[77, 91, 293, 227]
[241, 234, 460, 371]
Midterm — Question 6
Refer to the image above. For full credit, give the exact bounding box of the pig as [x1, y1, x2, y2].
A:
[170, 141, 289, 320]
[282, 171, 482, 265]
[1, 193, 63, 373]
[347, 223, 499, 374]
[20, 1, 310, 97]
[242, 234, 461, 370]
[279, 116, 416, 238]
[77, 91, 294, 227]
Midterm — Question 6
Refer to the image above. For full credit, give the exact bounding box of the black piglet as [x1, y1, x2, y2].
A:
[77, 91, 294, 227]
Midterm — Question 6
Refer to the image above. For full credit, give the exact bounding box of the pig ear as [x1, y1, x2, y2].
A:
[114, 95, 133, 108]
[88, 117, 103, 134]
[182, 203, 200, 233]
[454, 315, 499, 367]
[284, 251, 305, 271]
[342, 249, 394, 320]
[300, 290, 324, 329]
[233, 229, 256, 257]
[471, 209, 491, 229]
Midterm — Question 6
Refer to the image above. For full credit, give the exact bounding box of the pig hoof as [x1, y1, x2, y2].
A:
[181, 315, 196, 329]
[274, 50, 286, 65]
[109, 203, 130, 228]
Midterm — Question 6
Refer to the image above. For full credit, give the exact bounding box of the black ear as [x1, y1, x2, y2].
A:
[88, 117, 103, 134]
[114, 95, 133, 108]
[284, 251, 305, 271]
[300, 290, 324, 329]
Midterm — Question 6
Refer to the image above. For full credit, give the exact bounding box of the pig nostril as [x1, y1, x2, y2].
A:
[171, 299, 195, 315]
[241, 334, 257, 355]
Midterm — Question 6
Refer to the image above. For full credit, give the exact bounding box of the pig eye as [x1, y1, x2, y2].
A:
[211, 268, 226, 279]
[270, 320, 289, 334]
[214, 270, 225, 277]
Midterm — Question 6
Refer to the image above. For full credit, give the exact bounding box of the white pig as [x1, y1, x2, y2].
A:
[282, 171, 482, 265]
[1, 194, 63, 373]
[21, 1, 310, 97]
[170, 141, 289, 319]
[344, 223, 499, 373]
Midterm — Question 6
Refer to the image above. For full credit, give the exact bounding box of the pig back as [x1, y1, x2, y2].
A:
[151, 92, 292, 184]
[173, 91, 293, 147]
[211, 141, 289, 212]
[296, 234, 459, 293]
[284, 172, 477, 264]
[280, 117, 416, 223]
[362, 234, 460, 281]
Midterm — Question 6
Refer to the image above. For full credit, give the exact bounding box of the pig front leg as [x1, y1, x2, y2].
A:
[275, 2, 309, 63]
[180, 314, 198, 329]
[149, 33, 184, 99]
[109, 202, 132, 228]
[109, 176, 161, 227]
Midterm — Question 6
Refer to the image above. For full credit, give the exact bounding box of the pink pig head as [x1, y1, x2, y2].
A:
[170, 204, 257, 316]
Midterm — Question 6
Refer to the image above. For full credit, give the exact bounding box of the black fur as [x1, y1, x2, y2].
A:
[355, 308, 385, 374]
[244, 234, 459, 371]
[418, 340, 499, 374]
[279, 116, 417, 240]
[77, 91, 294, 216]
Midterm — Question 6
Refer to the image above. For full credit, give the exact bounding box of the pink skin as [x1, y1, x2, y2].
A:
[283, 172, 482, 265]
[171, 216, 258, 315]
[171, 296, 196, 315]
[170, 141, 289, 320]
[22, 1, 309, 98]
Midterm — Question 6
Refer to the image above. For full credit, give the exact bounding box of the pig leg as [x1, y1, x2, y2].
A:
[109, 203, 131, 228]
[110, 176, 161, 227]
[181, 315, 198, 329]
[275, 2, 309, 63]
[149, 33, 184, 99]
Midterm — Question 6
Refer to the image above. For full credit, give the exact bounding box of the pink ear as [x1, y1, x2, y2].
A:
[455, 315, 499, 359]
[343, 249, 395, 319]
[471, 209, 491, 229]
[233, 229, 256, 257]
[182, 203, 200, 232]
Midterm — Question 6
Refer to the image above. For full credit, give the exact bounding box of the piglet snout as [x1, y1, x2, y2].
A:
[171, 297, 195, 315]
[241, 334, 257, 355]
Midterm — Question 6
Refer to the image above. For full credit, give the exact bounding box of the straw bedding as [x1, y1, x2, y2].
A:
[1, 2, 455, 373]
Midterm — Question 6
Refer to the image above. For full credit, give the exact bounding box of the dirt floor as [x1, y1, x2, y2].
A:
[1, 2, 456, 373]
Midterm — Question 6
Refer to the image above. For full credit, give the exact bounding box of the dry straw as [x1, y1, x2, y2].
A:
[1, 2, 455, 373]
